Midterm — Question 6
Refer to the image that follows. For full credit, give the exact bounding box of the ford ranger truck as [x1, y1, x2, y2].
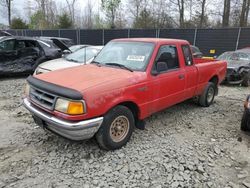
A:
[23, 38, 227, 150]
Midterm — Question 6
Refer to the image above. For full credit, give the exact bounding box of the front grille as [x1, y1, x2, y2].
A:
[29, 86, 57, 110]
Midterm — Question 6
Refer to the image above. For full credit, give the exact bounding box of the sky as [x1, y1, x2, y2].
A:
[0, 0, 100, 25]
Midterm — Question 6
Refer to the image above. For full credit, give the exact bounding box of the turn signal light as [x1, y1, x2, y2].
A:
[67, 101, 84, 115]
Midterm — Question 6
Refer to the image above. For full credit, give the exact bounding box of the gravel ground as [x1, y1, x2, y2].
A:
[0, 77, 250, 188]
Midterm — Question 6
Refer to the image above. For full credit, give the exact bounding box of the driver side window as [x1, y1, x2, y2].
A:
[153, 45, 179, 73]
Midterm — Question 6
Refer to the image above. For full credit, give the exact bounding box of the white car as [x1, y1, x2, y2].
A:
[34, 46, 103, 75]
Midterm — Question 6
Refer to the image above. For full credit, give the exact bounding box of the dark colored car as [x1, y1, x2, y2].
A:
[241, 95, 250, 131]
[37, 37, 74, 48]
[190, 45, 203, 58]
[0, 36, 70, 76]
[0, 30, 12, 36]
[217, 49, 250, 86]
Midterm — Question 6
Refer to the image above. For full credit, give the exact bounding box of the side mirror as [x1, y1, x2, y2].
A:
[152, 61, 168, 76]
[63, 49, 71, 55]
[213, 55, 217, 59]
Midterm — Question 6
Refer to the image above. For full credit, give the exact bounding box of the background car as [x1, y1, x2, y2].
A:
[61, 44, 90, 56]
[0, 30, 12, 36]
[34, 45, 103, 75]
[69, 45, 89, 53]
[37, 37, 74, 48]
[241, 95, 250, 131]
[190, 45, 203, 58]
[0, 36, 71, 76]
[217, 49, 250, 86]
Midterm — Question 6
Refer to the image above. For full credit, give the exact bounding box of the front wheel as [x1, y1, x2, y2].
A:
[198, 82, 216, 107]
[96, 105, 135, 150]
[242, 73, 250, 87]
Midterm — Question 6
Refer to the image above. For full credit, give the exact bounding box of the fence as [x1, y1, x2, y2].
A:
[5, 28, 250, 56]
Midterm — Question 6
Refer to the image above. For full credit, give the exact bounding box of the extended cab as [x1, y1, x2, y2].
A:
[23, 38, 227, 150]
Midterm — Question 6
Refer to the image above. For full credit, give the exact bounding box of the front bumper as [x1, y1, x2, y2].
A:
[23, 98, 103, 140]
[225, 69, 243, 84]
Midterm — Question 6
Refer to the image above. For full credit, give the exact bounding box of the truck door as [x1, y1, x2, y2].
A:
[150, 45, 186, 112]
[181, 45, 198, 99]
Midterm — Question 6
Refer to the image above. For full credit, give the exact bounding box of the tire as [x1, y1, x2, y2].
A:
[96, 105, 135, 150]
[241, 110, 250, 131]
[198, 82, 216, 107]
[242, 73, 250, 87]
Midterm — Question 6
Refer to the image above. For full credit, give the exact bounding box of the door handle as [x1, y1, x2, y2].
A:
[178, 74, 185, 80]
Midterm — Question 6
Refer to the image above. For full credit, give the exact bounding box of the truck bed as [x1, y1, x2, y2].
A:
[194, 59, 227, 96]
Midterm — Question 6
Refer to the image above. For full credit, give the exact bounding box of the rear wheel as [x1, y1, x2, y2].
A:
[198, 82, 216, 107]
[241, 110, 250, 131]
[242, 73, 250, 87]
[96, 105, 135, 150]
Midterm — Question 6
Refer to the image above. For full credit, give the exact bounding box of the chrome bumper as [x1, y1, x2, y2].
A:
[23, 98, 103, 140]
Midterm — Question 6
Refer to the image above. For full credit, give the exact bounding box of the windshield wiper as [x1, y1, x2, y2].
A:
[66, 58, 78, 63]
[105, 63, 133, 72]
[91, 60, 102, 66]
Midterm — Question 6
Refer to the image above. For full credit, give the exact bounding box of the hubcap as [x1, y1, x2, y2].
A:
[110, 116, 129, 142]
[207, 87, 215, 103]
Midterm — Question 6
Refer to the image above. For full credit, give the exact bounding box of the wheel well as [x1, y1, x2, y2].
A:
[209, 75, 219, 95]
[209, 76, 219, 85]
[118, 101, 139, 121]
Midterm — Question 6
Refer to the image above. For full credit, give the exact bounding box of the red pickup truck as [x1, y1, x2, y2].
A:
[23, 38, 227, 150]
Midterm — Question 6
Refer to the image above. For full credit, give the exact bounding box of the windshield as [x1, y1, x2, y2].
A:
[65, 47, 101, 63]
[69, 45, 86, 52]
[94, 41, 155, 71]
[217, 52, 232, 60]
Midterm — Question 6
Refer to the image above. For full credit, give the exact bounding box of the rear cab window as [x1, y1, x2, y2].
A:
[182, 45, 193, 66]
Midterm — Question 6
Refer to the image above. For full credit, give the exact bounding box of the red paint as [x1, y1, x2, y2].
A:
[33, 38, 227, 121]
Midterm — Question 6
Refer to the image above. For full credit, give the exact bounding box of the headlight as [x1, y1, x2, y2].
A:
[25, 84, 30, 96]
[244, 96, 250, 109]
[55, 98, 86, 115]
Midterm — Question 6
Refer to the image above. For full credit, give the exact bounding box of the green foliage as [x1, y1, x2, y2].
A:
[101, 0, 121, 28]
[133, 8, 155, 29]
[93, 14, 107, 29]
[10, 17, 28, 29]
[29, 11, 48, 29]
[57, 13, 73, 29]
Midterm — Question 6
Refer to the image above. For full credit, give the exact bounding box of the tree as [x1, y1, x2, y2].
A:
[199, 0, 206, 28]
[57, 13, 73, 29]
[222, 0, 231, 27]
[101, 0, 121, 28]
[82, 0, 94, 28]
[33, 0, 58, 29]
[240, 0, 250, 27]
[65, 0, 78, 26]
[0, 0, 12, 26]
[29, 10, 46, 29]
[133, 8, 155, 29]
[170, 0, 185, 28]
[10, 17, 28, 29]
[128, 0, 142, 21]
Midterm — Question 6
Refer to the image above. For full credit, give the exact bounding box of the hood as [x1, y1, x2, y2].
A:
[39, 58, 80, 71]
[50, 38, 70, 51]
[35, 64, 146, 93]
[227, 60, 250, 69]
